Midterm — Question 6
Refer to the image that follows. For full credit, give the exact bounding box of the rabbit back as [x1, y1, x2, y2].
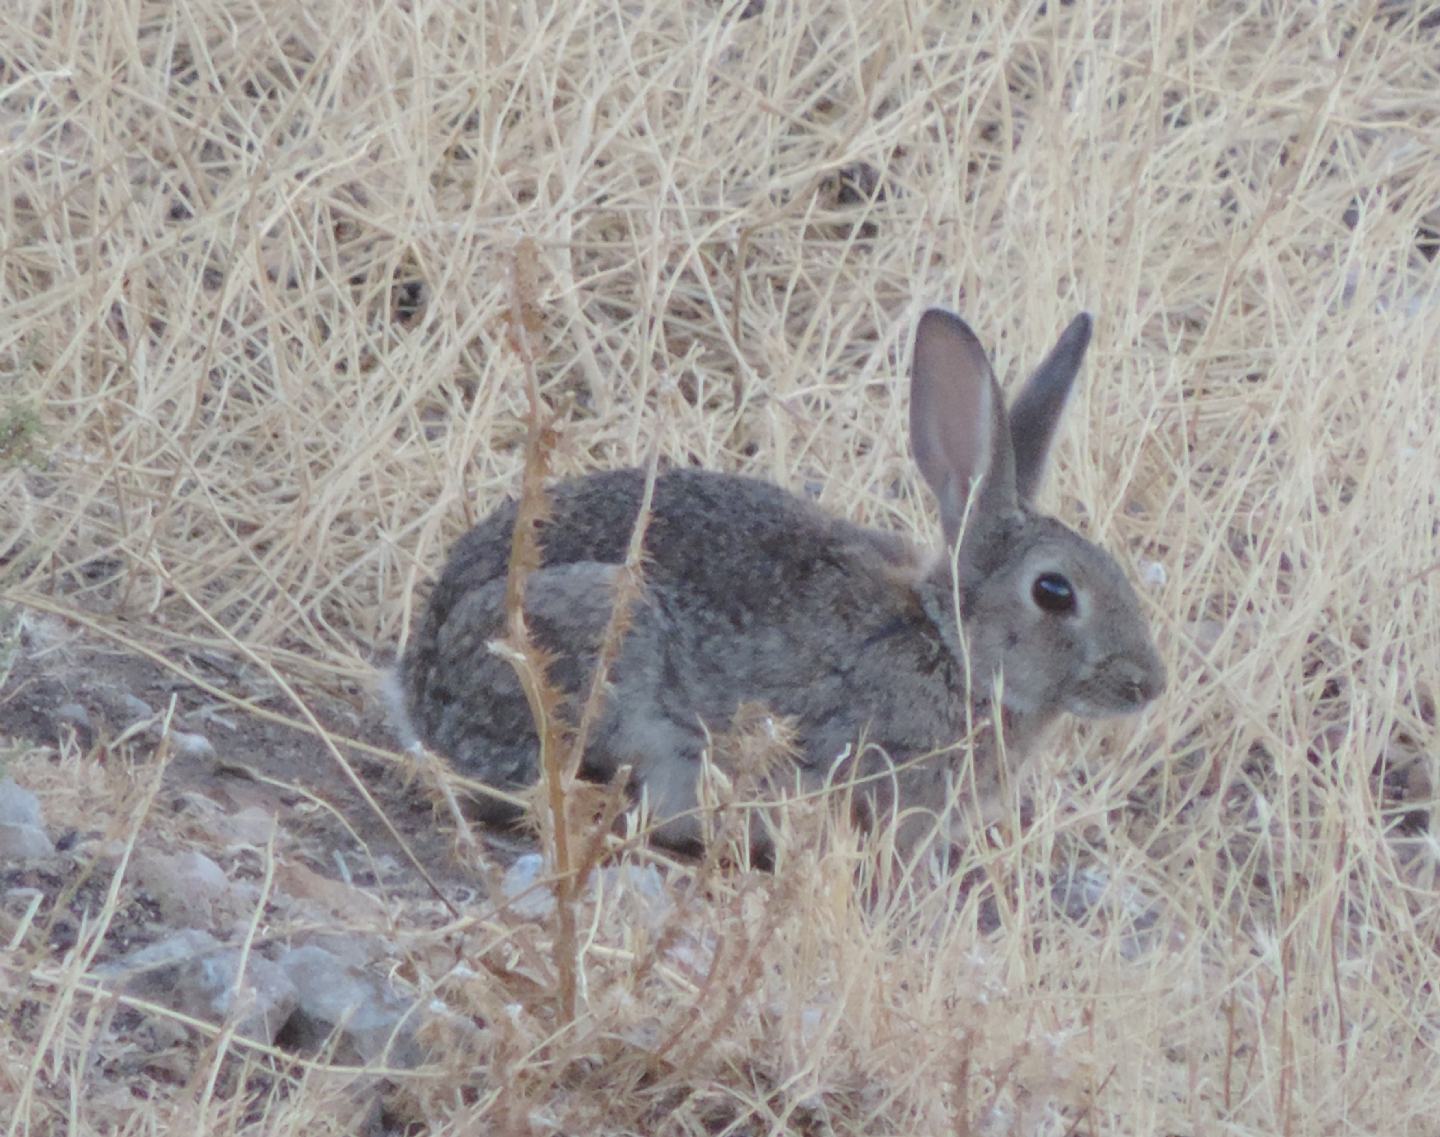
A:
[400, 468, 978, 847]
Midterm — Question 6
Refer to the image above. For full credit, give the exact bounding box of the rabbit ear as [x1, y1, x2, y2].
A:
[1007, 313, 1091, 503]
[909, 309, 1018, 550]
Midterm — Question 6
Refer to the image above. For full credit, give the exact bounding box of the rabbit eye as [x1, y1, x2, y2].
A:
[1032, 572, 1077, 614]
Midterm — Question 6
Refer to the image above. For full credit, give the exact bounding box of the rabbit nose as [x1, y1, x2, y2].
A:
[1111, 654, 1165, 707]
[1125, 656, 1166, 705]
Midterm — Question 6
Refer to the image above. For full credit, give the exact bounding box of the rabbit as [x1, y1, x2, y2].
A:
[394, 309, 1166, 857]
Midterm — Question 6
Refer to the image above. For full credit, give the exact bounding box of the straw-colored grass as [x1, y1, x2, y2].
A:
[3, 0, 1439, 1133]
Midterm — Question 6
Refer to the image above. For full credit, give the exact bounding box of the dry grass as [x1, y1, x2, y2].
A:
[3, 0, 1439, 1133]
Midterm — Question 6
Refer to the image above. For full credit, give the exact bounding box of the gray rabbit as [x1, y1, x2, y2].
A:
[394, 310, 1165, 856]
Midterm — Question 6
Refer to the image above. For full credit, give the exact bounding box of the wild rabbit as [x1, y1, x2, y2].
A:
[395, 309, 1165, 856]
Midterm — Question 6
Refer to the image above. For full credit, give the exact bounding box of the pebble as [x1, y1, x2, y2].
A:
[278, 944, 423, 1067]
[96, 930, 299, 1045]
[0, 780, 55, 860]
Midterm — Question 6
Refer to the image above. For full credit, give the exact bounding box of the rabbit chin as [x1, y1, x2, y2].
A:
[1063, 691, 1150, 719]
[1001, 679, 1151, 722]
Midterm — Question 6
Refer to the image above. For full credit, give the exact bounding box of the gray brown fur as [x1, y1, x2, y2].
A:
[397, 310, 1166, 855]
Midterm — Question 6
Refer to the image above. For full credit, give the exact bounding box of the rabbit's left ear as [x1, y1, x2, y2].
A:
[909, 309, 1018, 550]
[1007, 313, 1091, 503]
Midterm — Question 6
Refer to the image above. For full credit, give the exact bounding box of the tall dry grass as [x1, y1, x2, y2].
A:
[2, 0, 1438, 1133]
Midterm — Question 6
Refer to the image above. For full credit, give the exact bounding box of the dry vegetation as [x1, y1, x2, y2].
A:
[2, 0, 1439, 1133]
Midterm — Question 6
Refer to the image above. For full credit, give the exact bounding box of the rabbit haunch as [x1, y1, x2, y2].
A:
[397, 310, 1165, 854]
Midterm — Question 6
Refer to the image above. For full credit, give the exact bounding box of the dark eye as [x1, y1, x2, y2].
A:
[1032, 572, 1077, 614]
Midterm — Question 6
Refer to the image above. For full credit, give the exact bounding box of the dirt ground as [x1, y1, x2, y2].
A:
[0, 607, 533, 908]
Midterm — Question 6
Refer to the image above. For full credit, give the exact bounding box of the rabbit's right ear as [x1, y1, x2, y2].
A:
[910, 309, 1018, 552]
[1007, 313, 1091, 503]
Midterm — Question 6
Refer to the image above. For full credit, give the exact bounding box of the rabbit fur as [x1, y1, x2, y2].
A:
[396, 309, 1165, 856]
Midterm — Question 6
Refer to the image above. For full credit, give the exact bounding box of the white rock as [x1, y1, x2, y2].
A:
[55, 703, 92, 731]
[96, 930, 299, 1045]
[0, 780, 45, 827]
[501, 853, 555, 919]
[169, 731, 216, 759]
[132, 849, 233, 929]
[0, 823, 55, 859]
[278, 945, 423, 1067]
[119, 693, 154, 722]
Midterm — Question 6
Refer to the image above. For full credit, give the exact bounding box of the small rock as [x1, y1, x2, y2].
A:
[169, 731, 216, 760]
[55, 703, 92, 732]
[0, 779, 45, 828]
[500, 854, 554, 919]
[598, 861, 669, 917]
[278, 863, 384, 923]
[97, 928, 220, 972]
[0, 823, 56, 859]
[222, 806, 278, 846]
[87, 687, 154, 729]
[278, 944, 423, 1067]
[173, 794, 276, 847]
[132, 849, 233, 929]
[118, 693, 154, 722]
[0, 780, 55, 859]
[501, 853, 672, 926]
[96, 929, 299, 1045]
